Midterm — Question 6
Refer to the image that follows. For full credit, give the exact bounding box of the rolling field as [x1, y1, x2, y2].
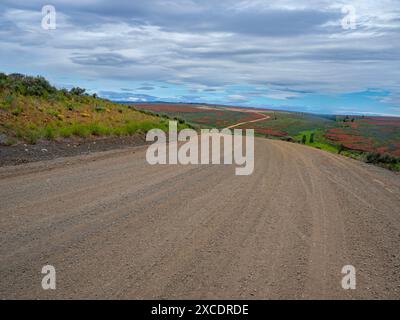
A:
[134, 103, 400, 171]
[133, 103, 266, 129]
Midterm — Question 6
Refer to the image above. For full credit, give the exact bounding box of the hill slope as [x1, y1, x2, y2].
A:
[0, 73, 187, 146]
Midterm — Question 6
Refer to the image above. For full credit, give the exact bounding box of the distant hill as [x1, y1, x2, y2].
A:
[134, 103, 400, 171]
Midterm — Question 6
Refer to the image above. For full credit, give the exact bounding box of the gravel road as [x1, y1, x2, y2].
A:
[1, 138, 399, 299]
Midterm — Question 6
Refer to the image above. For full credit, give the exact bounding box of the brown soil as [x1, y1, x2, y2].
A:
[0, 135, 148, 167]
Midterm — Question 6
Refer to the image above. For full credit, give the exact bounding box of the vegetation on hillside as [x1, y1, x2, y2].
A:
[0, 72, 190, 145]
[134, 104, 400, 172]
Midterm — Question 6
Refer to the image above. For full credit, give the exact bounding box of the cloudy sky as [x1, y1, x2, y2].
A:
[1, 0, 400, 116]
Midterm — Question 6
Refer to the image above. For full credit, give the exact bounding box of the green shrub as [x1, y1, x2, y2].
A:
[72, 124, 90, 137]
[1, 74, 56, 96]
[310, 133, 315, 143]
[5, 95, 14, 106]
[25, 130, 41, 144]
[46, 109, 60, 117]
[366, 152, 399, 165]
[137, 109, 155, 116]
[60, 124, 90, 138]
[173, 116, 186, 124]
[11, 106, 23, 116]
[43, 125, 57, 140]
[59, 126, 73, 138]
[123, 122, 139, 135]
[94, 105, 106, 113]
[4, 137, 17, 146]
[69, 87, 86, 96]
[88, 123, 111, 136]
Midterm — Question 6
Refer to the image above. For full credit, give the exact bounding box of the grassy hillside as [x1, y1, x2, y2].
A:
[0, 73, 189, 145]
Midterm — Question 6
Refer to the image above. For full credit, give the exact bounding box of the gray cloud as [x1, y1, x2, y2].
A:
[70, 53, 137, 66]
[136, 86, 155, 90]
[0, 1, 338, 36]
[1, 0, 400, 113]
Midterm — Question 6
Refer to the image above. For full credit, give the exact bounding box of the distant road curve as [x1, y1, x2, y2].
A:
[225, 111, 270, 129]
[0, 138, 400, 299]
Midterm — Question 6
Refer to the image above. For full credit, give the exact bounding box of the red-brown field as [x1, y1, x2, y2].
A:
[134, 103, 400, 169]
[134, 103, 268, 129]
[324, 117, 400, 156]
[238, 125, 288, 137]
[325, 128, 375, 153]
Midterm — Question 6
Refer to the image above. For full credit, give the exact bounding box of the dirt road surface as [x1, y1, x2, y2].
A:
[1, 138, 400, 299]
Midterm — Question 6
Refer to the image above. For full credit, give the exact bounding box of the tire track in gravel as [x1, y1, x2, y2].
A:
[1, 138, 399, 299]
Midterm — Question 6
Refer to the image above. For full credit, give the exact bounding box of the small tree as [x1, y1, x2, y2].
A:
[302, 135, 307, 144]
[310, 133, 315, 144]
[70, 87, 86, 96]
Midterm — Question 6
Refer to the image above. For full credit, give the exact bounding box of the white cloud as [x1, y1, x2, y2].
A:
[228, 95, 248, 102]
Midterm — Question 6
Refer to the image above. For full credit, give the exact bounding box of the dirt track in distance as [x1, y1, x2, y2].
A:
[225, 112, 270, 129]
[1, 138, 400, 299]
